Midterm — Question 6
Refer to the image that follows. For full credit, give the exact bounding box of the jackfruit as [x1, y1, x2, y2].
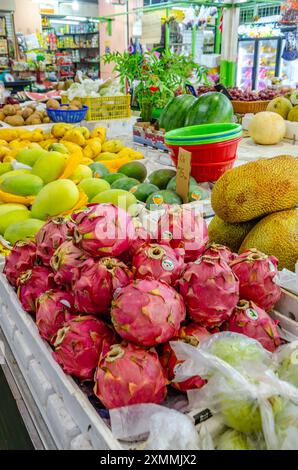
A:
[211, 155, 298, 223]
[239, 209, 298, 272]
[208, 215, 259, 253]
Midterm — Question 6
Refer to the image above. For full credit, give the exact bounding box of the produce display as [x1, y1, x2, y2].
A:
[0, 102, 52, 126]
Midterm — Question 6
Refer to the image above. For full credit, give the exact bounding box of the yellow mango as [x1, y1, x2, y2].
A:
[102, 139, 124, 154]
[0, 129, 18, 142]
[91, 126, 106, 143]
[0, 146, 10, 159]
[51, 123, 73, 139]
[63, 129, 85, 147]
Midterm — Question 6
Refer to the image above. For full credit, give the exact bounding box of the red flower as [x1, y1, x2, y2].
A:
[150, 86, 159, 93]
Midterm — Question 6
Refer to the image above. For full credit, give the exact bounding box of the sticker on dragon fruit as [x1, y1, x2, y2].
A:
[162, 231, 173, 240]
[162, 258, 175, 272]
[194, 258, 202, 265]
[246, 308, 259, 321]
[82, 207, 93, 214]
[269, 261, 276, 273]
[60, 299, 71, 308]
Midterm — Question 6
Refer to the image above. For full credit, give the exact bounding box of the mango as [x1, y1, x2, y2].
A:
[0, 169, 31, 182]
[0, 163, 13, 176]
[0, 209, 31, 235]
[48, 143, 69, 154]
[78, 178, 110, 201]
[211, 155, 298, 223]
[0, 174, 44, 196]
[0, 203, 28, 217]
[16, 147, 48, 167]
[95, 152, 118, 162]
[91, 189, 137, 210]
[31, 179, 79, 220]
[4, 218, 45, 245]
[69, 165, 92, 184]
[32, 151, 66, 184]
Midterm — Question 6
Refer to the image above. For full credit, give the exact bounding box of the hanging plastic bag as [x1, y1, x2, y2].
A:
[281, 30, 298, 61]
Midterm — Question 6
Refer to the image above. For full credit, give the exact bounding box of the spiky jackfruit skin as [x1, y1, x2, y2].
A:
[211, 156, 298, 223]
[208, 215, 258, 253]
[239, 209, 298, 272]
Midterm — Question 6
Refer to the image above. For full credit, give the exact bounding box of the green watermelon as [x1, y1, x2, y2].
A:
[185, 92, 233, 126]
[159, 94, 197, 132]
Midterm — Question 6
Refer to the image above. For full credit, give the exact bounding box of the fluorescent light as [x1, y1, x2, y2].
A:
[65, 16, 87, 21]
[51, 19, 79, 25]
[89, 19, 100, 23]
[72, 0, 79, 11]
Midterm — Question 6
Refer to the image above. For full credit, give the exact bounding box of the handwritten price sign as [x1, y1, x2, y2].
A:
[176, 148, 192, 204]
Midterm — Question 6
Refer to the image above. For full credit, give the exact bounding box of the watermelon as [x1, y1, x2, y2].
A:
[185, 92, 233, 126]
[159, 94, 197, 132]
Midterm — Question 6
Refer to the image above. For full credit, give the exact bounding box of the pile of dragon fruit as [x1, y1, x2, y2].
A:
[3, 203, 283, 410]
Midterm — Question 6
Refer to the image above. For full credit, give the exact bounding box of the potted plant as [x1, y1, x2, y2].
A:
[102, 49, 207, 122]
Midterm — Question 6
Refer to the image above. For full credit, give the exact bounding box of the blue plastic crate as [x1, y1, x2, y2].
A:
[46, 105, 88, 123]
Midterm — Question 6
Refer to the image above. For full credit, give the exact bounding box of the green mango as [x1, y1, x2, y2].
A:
[78, 178, 110, 201]
[0, 163, 13, 176]
[0, 174, 43, 196]
[16, 148, 48, 167]
[31, 151, 66, 184]
[4, 219, 45, 245]
[0, 209, 31, 235]
[31, 179, 79, 220]
[0, 203, 28, 217]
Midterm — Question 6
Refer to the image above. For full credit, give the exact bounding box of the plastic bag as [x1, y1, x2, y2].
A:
[110, 404, 205, 450]
[275, 261, 298, 295]
[171, 332, 298, 450]
[273, 340, 298, 388]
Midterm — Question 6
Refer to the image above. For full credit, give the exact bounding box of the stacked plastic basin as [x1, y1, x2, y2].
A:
[165, 123, 242, 182]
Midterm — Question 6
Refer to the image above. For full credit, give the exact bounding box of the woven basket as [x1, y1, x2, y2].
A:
[232, 100, 269, 114]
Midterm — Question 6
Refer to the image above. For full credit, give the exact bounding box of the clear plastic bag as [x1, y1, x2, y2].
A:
[171, 332, 298, 450]
[110, 404, 204, 450]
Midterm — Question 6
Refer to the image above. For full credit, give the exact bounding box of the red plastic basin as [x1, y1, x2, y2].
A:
[170, 156, 236, 182]
[167, 136, 242, 165]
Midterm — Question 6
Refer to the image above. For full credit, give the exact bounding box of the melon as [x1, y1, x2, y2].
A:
[248, 111, 286, 145]
[185, 92, 233, 126]
[159, 94, 197, 132]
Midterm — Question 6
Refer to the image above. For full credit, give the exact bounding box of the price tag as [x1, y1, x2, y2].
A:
[176, 148, 192, 204]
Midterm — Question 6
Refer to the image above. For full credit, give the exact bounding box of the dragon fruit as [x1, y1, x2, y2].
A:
[177, 256, 239, 328]
[129, 222, 153, 257]
[17, 266, 55, 313]
[50, 240, 92, 286]
[35, 217, 74, 266]
[4, 240, 36, 287]
[160, 323, 211, 392]
[73, 260, 113, 316]
[227, 299, 281, 352]
[94, 342, 167, 409]
[36, 290, 75, 343]
[111, 279, 185, 347]
[53, 316, 116, 381]
[73, 204, 135, 258]
[203, 243, 235, 264]
[156, 205, 208, 262]
[99, 257, 133, 291]
[230, 249, 281, 311]
[132, 243, 185, 285]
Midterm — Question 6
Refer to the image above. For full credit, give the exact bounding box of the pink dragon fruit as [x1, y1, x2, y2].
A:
[99, 257, 133, 291]
[111, 279, 186, 347]
[36, 290, 75, 343]
[17, 266, 55, 313]
[50, 240, 92, 286]
[177, 256, 239, 328]
[203, 243, 236, 264]
[160, 323, 211, 392]
[4, 240, 36, 287]
[73, 204, 135, 258]
[53, 316, 116, 381]
[156, 205, 208, 262]
[129, 222, 153, 257]
[230, 249, 281, 311]
[94, 342, 167, 409]
[35, 217, 74, 266]
[132, 243, 185, 285]
[73, 260, 113, 316]
[227, 299, 281, 352]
